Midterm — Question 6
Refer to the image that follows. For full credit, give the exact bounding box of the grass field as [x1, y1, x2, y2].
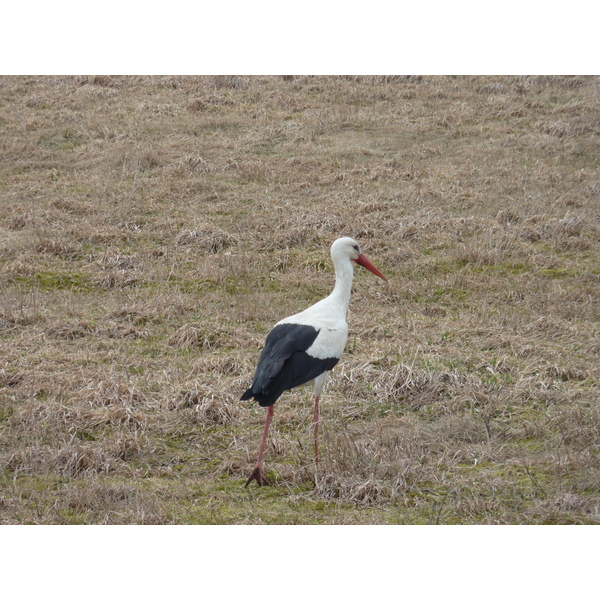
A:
[0, 75, 598, 524]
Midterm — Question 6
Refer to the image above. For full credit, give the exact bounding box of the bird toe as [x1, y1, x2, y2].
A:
[245, 466, 271, 487]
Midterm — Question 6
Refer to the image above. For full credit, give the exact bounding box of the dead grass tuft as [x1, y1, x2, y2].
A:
[168, 322, 232, 350]
[5, 441, 134, 477]
[173, 386, 239, 425]
[174, 227, 236, 253]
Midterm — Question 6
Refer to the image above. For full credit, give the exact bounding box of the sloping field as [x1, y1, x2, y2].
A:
[0, 75, 598, 523]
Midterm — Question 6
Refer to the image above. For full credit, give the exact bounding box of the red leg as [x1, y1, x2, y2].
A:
[312, 394, 320, 464]
[246, 405, 274, 487]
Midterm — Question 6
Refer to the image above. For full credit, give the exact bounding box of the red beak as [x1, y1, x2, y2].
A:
[354, 253, 387, 282]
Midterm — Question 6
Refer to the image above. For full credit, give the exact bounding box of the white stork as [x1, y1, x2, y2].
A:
[241, 236, 387, 486]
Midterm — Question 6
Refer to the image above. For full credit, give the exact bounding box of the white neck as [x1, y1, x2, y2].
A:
[325, 256, 354, 319]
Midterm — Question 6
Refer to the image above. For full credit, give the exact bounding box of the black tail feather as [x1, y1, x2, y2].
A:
[240, 388, 277, 407]
[256, 394, 276, 407]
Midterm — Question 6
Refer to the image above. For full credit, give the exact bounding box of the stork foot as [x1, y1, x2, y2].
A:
[245, 466, 271, 487]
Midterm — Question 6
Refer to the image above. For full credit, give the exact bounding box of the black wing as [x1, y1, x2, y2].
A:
[241, 323, 338, 407]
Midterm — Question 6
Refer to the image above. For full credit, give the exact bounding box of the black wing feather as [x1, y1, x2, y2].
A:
[241, 323, 338, 407]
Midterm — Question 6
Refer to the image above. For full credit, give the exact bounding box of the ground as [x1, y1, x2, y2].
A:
[0, 75, 598, 524]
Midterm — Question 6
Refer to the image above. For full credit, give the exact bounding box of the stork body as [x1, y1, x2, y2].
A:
[241, 237, 387, 486]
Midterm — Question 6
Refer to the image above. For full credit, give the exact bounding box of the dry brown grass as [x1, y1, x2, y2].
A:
[0, 75, 598, 524]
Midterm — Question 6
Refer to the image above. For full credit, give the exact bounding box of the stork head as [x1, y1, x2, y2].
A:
[331, 237, 387, 281]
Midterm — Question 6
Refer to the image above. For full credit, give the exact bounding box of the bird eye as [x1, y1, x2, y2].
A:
[353, 245, 359, 252]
